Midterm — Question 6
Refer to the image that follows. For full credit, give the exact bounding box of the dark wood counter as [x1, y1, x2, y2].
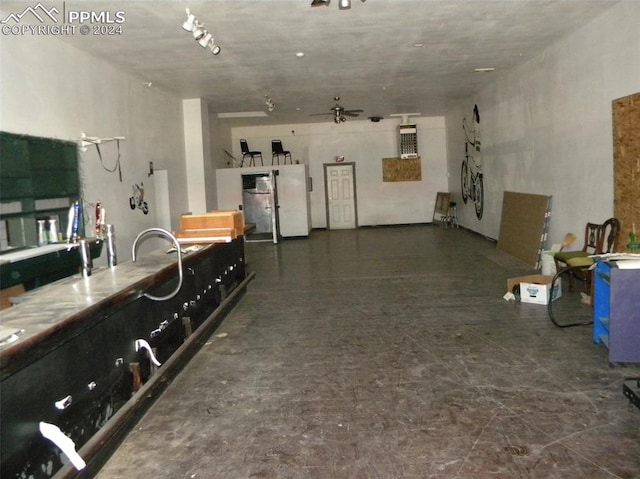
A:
[1, 238, 251, 479]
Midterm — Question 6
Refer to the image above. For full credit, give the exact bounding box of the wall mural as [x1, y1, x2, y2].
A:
[461, 104, 484, 220]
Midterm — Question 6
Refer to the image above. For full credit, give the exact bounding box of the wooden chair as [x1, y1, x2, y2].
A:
[554, 218, 620, 299]
[554, 222, 601, 277]
[240, 139, 262, 167]
[599, 217, 621, 255]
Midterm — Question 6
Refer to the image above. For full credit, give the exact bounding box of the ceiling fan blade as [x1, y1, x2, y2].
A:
[343, 111, 360, 117]
[344, 109, 364, 113]
[309, 112, 334, 116]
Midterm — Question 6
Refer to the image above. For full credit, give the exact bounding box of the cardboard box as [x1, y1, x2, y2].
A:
[506, 274, 561, 305]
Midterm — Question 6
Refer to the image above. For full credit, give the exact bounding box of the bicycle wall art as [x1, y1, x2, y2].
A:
[461, 104, 484, 220]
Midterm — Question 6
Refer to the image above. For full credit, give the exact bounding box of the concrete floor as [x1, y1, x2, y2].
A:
[97, 226, 640, 479]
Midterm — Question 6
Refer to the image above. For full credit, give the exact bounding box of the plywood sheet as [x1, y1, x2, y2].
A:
[382, 158, 421, 182]
[613, 92, 640, 252]
[497, 191, 551, 268]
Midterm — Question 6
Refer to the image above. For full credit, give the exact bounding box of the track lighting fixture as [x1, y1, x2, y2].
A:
[265, 95, 275, 112]
[181, 8, 221, 56]
[311, 0, 364, 8]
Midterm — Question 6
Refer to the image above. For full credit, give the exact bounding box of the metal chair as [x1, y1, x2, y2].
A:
[271, 140, 292, 165]
[240, 139, 262, 167]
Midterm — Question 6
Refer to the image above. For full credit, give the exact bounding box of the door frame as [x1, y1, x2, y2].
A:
[241, 170, 281, 244]
[323, 162, 358, 230]
[268, 170, 282, 244]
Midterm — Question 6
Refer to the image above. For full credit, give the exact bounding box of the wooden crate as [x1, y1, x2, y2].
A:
[174, 228, 236, 244]
[180, 210, 245, 237]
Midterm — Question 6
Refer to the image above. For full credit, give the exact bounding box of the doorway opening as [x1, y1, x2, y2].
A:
[242, 171, 281, 243]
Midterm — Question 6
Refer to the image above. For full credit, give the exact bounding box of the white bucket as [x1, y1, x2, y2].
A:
[541, 250, 556, 276]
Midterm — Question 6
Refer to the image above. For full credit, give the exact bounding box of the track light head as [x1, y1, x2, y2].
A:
[339, 0, 351, 9]
[182, 9, 195, 31]
[198, 32, 212, 47]
[192, 22, 206, 40]
[210, 43, 221, 55]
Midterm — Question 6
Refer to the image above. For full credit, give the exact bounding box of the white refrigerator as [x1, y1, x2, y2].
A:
[216, 164, 311, 238]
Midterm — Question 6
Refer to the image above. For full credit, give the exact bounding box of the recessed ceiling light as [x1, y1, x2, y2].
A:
[296, 52, 305, 58]
[413, 43, 424, 48]
[474, 67, 495, 73]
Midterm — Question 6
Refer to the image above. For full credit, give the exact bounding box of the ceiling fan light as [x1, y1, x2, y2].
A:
[339, 0, 351, 9]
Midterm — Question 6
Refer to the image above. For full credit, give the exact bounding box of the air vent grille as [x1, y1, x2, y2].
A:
[399, 124, 418, 159]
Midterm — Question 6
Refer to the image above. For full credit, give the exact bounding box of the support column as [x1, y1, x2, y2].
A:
[182, 98, 210, 213]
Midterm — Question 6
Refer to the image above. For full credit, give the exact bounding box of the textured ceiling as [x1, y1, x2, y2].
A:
[2, 0, 618, 125]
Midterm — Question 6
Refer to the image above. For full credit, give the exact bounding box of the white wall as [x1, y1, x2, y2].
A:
[0, 32, 187, 263]
[230, 117, 448, 229]
[183, 99, 209, 214]
[446, 2, 640, 245]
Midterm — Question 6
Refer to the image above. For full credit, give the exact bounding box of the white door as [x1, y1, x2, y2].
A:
[325, 163, 356, 229]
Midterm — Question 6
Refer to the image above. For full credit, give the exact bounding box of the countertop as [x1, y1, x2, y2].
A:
[0, 244, 210, 371]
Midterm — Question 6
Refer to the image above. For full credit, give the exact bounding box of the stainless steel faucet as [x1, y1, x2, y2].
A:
[131, 228, 183, 301]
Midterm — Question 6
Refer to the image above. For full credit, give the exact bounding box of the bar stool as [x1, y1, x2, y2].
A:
[447, 202, 459, 228]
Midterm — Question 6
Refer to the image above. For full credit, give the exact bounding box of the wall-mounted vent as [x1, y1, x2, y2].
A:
[399, 124, 418, 159]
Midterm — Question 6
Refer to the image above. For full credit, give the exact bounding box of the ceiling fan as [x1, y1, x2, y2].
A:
[310, 97, 364, 123]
